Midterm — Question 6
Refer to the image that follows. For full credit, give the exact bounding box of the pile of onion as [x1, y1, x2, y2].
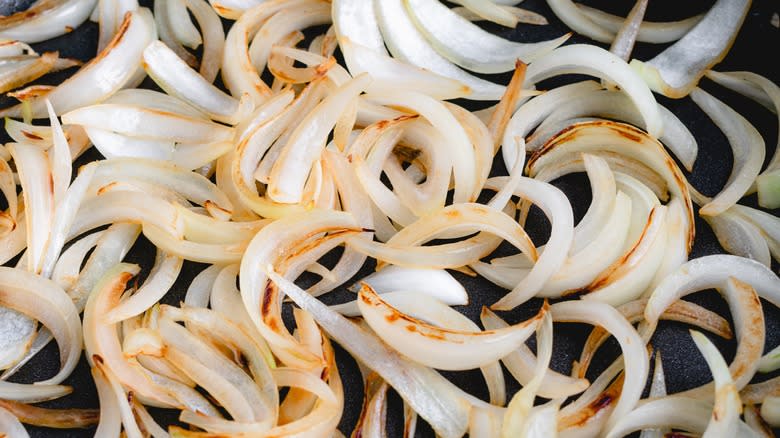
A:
[0, 0, 778, 437]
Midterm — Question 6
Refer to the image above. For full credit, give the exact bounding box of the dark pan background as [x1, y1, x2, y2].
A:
[1, 0, 779, 436]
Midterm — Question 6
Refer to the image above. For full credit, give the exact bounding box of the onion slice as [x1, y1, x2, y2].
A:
[358, 283, 544, 370]
[403, 0, 569, 73]
[629, 0, 750, 98]
[690, 330, 742, 437]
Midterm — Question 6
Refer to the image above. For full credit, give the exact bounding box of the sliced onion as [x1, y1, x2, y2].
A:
[705, 208, 771, 267]
[0, 381, 72, 403]
[0, 9, 156, 118]
[0, 405, 29, 438]
[690, 330, 742, 437]
[374, 0, 505, 100]
[358, 283, 544, 370]
[578, 4, 702, 43]
[143, 41, 248, 124]
[0, 267, 81, 385]
[551, 300, 648, 433]
[332, 0, 386, 54]
[268, 267, 473, 438]
[403, 0, 569, 73]
[689, 87, 765, 216]
[0, 0, 96, 43]
[0, 399, 98, 429]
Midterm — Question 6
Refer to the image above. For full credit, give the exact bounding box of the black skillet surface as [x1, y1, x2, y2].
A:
[1, 0, 779, 436]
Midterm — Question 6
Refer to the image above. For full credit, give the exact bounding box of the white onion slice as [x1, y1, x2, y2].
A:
[706, 209, 771, 267]
[7, 142, 53, 275]
[551, 300, 648, 433]
[578, 4, 702, 43]
[267, 268, 473, 438]
[480, 307, 589, 399]
[339, 37, 471, 100]
[0, 9, 156, 118]
[0, 380, 71, 404]
[689, 87, 764, 216]
[0, 405, 29, 438]
[604, 395, 711, 438]
[353, 265, 468, 305]
[374, 0, 505, 100]
[332, 0, 386, 54]
[143, 41, 248, 124]
[0, 0, 96, 43]
[690, 330, 742, 437]
[488, 177, 574, 309]
[358, 284, 543, 370]
[403, 0, 569, 73]
[629, 0, 750, 98]
[0, 267, 81, 385]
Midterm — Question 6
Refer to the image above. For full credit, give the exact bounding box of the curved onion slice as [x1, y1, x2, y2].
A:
[629, 0, 750, 98]
[524, 45, 662, 138]
[339, 37, 471, 100]
[352, 265, 468, 305]
[374, 0, 505, 100]
[0, 381, 72, 404]
[268, 268, 473, 438]
[358, 283, 544, 370]
[644, 255, 780, 330]
[83, 264, 179, 408]
[0, 405, 28, 438]
[706, 209, 771, 267]
[0, 306, 35, 371]
[0, 9, 156, 118]
[689, 87, 765, 216]
[240, 210, 358, 368]
[691, 330, 742, 437]
[143, 41, 248, 125]
[578, 4, 702, 44]
[332, 0, 386, 53]
[604, 395, 711, 438]
[0, 267, 81, 385]
[403, 0, 569, 73]
[551, 300, 648, 432]
[0, 0, 96, 43]
[480, 307, 589, 399]
[487, 177, 574, 309]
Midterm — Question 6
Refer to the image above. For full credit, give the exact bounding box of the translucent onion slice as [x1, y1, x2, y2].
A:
[403, 0, 569, 73]
[185, 0, 224, 83]
[143, 41, 249, 125]
[358, 284, 544, 370]
[0, 399, 98, 429]
[689, 87, 764, 216]
[705, 209, 771, 267]
[332, 0, 386, 54]
[604, 395, 712, 438]
[487, 177, 574, 309]
[551, 300, 648, 432]
[629, 0, 750, 98]
[7, 142, 53, 275]
[104, 250, 183, 323]
[524, 45, 663, 138]
[0, 267, 81, 385]
[537, 89, 699, 171]
[705, 70, 780, 175]
[0, 381, 71, 404]
[62, 103, 234, 144]
[527, 120, 694, 250]
[0, 9, 156, 118]
[267, 268, 473, 438]
[644, 255, 780, 331]
[0, 0, 96, 43]
[578, 4, 702, 43]
[690, 330, 742, 437]
[761, 397, 780, 427]
[0, 405, 29, 438]
[481, 307, 589, 399]
[501, 80, 602, 171]
[339, 37, 471, 100]
[268, 73, 371, 204]
[608, 0, 647, 61]
[83, 264, 179, 407]
[374, 0, 505, 100]
[240, 210, 358, 369]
